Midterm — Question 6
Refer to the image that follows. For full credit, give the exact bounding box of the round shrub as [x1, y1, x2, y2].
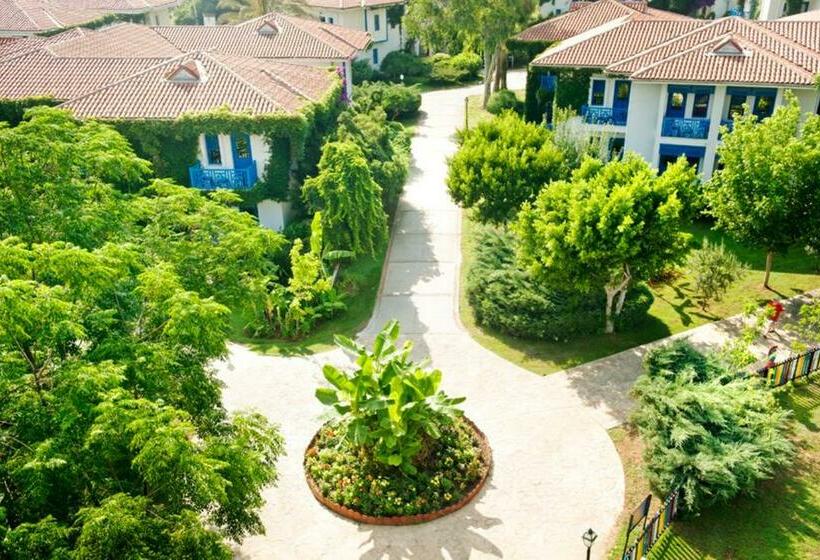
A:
[354, 82, 421, 120]
[429, 51, 482, 84]
[351, 59, 377, 85]
[486, 89, 523, 115]
[306, 417, 484, 517]
[466, 227, 653, 339]
[379, 51, 430, 83]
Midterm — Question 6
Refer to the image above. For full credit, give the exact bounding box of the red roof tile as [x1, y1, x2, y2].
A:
[48, 22, 182, 58]
[304, 0, 404, 7]
[155, 13, 369, 59]
[0, 27, 88, 60]
[0, 0, 179, 34]
[517, 0, 690, 43]
[59, 51, 338, 119]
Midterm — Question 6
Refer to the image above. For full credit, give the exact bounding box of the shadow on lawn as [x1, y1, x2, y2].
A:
[357, 484, 503, 560]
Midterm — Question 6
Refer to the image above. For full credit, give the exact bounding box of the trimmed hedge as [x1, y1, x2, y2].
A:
[429, 52, 482, 84]
[467, 227, 654, 339]
[354, 82, 421, 120]
[379, 51, 431, 83]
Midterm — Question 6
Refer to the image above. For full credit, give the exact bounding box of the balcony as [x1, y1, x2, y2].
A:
[189, 160, 258, 191]
[581, 105, 627, 126]
[661, 117, 710, 139]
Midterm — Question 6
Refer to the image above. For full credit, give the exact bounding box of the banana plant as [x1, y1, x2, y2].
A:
[316, 321, 465, 474]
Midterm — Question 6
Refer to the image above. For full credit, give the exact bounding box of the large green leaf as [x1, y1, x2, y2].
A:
[315, 387, 338, 405]
[322, 364, 352, 392]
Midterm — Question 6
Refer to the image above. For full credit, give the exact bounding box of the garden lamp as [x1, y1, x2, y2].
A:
[582, 528, 597, 560]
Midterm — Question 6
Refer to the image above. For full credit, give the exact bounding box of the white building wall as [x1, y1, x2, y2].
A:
[623, 82, 663, 165]
[257, 200, 292, 231]
[197, 133, 234, 169]
[539, 0, 573, 17]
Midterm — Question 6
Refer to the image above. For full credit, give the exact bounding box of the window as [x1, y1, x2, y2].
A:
[233, 134, 251, 160]
[205, 135, 221, 165]
[319, 15, 334, 24]
[659, 154, 700, 173]
[692, 93, 710, 118]
[372, 48, 379, 65]
[727, 94, 746, 120]
[609, 137, 625, 160]
[670, 92, 684, 109]
[753, 95, 775, 119]
[590, 80, 605, 106]
[615, 81, 630, 101]
[373, 14, 380, 31]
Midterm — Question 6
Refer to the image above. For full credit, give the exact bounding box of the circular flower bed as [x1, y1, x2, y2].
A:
[304, 416, 492, 525]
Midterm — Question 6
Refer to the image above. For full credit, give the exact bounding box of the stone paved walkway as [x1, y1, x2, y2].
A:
[216, 76, 818, 559]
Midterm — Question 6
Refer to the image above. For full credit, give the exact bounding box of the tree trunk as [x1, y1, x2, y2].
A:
[498, 45, 508, 90]
[604, 287, 616, 334]
[493, 48, 503, 93]
[615, 285, 628, 315]
[763, 250, 774, 289]
[482, 47, 496, 108]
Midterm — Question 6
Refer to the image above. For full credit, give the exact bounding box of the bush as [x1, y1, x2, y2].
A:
[688, 239, 746, 308]
[429, 51, 482, 84]
[351, 59, 378, 85]
[632, 341, 793, 514]
[486, 89, 522, 115]
[466, 227, 653, 339]
[354, 81, 422, 120]
[379, 51, 430, 82]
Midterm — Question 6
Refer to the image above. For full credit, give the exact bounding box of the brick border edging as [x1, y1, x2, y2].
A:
[303, 417, 493, 526]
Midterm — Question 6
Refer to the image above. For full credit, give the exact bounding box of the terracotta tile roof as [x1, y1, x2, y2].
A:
[532, 19, 705, 68]
[0, 27, 87, 59]
[304, 0, 404, 7]
[155, 13, 370, 59]
[48, 22, 182, 58]
[516, 0, 690, 43]
[0, 48, 163, 99]
[0, 0, 179, 34]
[59, 51, 338, 119]
[606, 17, 820, 85]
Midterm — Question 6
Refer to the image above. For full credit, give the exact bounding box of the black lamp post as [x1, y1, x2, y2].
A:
[582, 528, 598, 560]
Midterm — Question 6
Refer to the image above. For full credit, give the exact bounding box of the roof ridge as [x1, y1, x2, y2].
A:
[735, 16, 820, 69]
[535, 15, 632, 64]
[277, 14, 352, 57]
[261, 66, 312, 101]
[10, 0, 39, 28]
[606, 16, 725, 70]
[627, 31, 736, 77]
[314, 21, 364, 51]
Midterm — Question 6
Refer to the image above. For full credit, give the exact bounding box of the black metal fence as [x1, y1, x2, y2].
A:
[621, 490, 680, 560]
[757, 347, 820, 387]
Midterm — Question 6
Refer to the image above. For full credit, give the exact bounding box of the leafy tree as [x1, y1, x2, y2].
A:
[404, 0, 537, 106]
[515, 155, 695, 333]
[215, 0, 305, 23]
[0, 108, 149, 247]
[316, 321, 466, 473]
[688, 239, 746, 308]
[792, 298, 820, 346]
[705, 96, 820, 288]
[632, 341, 793, 514]
[353, 81, 422, 120]
[447, 112, 566, 225]
[303, 141, 388, 258]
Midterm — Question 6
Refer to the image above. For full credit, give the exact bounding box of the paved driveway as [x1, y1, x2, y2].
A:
[219, 75, 623, 559]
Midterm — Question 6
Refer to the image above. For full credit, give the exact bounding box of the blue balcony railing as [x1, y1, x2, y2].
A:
[661, 117, 710, 139]
[189, 161, 258, 191]
[581, 105, 627, 126]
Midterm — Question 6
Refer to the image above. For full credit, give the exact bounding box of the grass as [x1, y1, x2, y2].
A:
[230, 244, 386, 357]
[464, 90, 525, 130]
[607, 382, 820, 560]
[458, 216, 820, 376]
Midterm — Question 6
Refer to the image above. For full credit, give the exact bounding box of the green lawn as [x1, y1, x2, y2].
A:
[230, 245, 386, 356]
[459, 216, 820, 376]
[608, 382, 820, 560]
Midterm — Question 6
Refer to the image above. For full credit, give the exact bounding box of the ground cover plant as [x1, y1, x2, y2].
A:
[305, 321, 487, 517]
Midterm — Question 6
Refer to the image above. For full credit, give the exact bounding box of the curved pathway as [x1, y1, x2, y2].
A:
[217, 76, 626, 559]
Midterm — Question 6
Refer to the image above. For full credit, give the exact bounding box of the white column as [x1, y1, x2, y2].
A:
[703, 86, 726, 180]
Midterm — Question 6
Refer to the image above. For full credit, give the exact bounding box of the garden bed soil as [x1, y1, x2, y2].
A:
[304, 417, 492, 526]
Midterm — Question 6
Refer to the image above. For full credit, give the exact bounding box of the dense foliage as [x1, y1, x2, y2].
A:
[486, 89, 523, 115]
[467, 227, 653, 339]
[302, 141, 389, 258]
[379, 51, 432, 83]
[448, 112, 567, 225]
[315, 321, 467, 473]
[354, 81, 422, 120]
[0, 109, 284, 556]
[515, 155, 697, 333]
[335, 106, 411, 211]
[687, 239, 746, 308]
[351, 59, 378, 85]
[305, 417, 483, 516]
[632, 341, 793, 514]
[705, 96, 820, 287]
[428, 51, 483, 84]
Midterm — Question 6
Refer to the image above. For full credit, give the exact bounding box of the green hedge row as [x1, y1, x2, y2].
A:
[467, 227, 654, 339]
